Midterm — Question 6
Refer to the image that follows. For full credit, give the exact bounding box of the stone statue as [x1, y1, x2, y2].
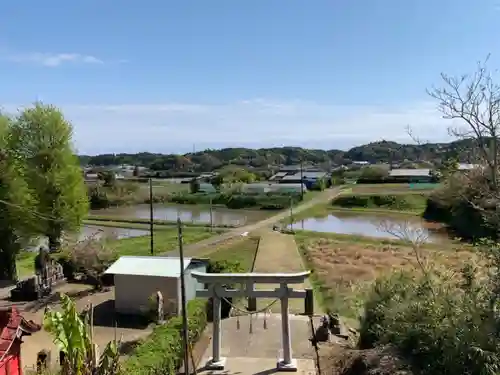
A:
[34, 246, 50, 289]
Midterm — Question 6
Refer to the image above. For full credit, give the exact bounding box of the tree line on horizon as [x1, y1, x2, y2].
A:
[78, 138, 478, 172]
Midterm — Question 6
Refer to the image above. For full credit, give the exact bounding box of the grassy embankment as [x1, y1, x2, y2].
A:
[295, 230, 475, 325]
[83, 215, 239, 230]
[290, 184, 433, 221]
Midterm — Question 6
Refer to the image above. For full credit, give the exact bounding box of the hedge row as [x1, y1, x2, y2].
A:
[356, 176, 440, 184]
[170, 192, 302, 209]
[121, 298, 207, 375]
[332, 194, 427, 211]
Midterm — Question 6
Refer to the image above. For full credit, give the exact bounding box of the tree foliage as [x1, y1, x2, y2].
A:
[424, 58, 500, 239]
[11, 103, 89, 251]
[80, 140, 481, 173]
[0, 114, 34, 280]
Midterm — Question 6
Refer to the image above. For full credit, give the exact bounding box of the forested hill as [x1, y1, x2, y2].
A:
[79, 139, 476, 171]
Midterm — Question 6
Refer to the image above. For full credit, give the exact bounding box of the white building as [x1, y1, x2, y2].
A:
[104, 256, 207, 316]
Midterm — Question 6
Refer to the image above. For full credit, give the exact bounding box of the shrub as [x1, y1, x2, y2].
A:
[332, 194, 427, 211]
[358, 166, 389, 181]
[87, 185, 111, 209]
[207, 259, 243, 274]
[423, 171, 497, 240]
[359, 255, 500, 375]
[122, 299, 207, 375]
[57, 237, 118, 289]
[87, 182, 142, 209]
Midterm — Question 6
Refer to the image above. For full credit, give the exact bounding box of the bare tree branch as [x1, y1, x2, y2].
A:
[378, 220, 430, 277]
[428, 56, 500, 190]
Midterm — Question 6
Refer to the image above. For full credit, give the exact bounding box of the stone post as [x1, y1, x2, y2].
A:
[208, 285, 226, 369]
[278, 284, 297, 371]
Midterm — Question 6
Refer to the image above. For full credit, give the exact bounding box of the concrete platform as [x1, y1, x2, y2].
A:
[196, 356, 316, 375]
[197, 314, 320, 374]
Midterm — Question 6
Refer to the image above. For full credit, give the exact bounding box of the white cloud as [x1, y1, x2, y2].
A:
[5, 52, 108, 67]
[2, 99, 458, 154]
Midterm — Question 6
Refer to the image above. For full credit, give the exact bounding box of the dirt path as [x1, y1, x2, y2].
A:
[165, 186, 342, 258]
[252, 230, 319, 314]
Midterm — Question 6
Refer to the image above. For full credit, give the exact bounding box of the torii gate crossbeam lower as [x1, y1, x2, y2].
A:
[191, 271, 311, 372]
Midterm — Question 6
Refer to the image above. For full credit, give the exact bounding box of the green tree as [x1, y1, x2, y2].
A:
[0, 114, 34, 280]
[98, 170, 116, 187]
[312, 178, 326, 191]
[210, 174, 224, 189]
[190, 178, 200, 194]
[440, 157, 459, 177]
[12, 103, 89, 252]
[359, 165, 389, 180]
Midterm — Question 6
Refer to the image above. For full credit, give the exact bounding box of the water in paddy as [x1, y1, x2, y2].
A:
[289, 212, 447, 243]
[78, 225, 149, 241]
[28, 225, 149, 251]
[91, 204, 267, 226]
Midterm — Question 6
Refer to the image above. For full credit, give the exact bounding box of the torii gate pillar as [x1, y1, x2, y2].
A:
[192, 271, 311, 372]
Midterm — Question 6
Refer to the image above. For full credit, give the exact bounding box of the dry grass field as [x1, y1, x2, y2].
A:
[295, 232, 476, 321]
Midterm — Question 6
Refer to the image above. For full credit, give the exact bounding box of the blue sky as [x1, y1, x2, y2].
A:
[1, 0, 499, 154]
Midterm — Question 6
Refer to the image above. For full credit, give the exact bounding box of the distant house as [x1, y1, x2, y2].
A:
[278, 171, 330, 189]
[269, 164, 323, 180]
[104, 256, 207, 316]
[241, 182, 307, 195]
[389, 168, 433, 183]
[352, 161, 370, 166]
[269, 172, 288, 182]
[84, 173, 99, 181]
[241, 183, 271, 194]
[457, 163, 481, 171]
[270, 183, 307, 195]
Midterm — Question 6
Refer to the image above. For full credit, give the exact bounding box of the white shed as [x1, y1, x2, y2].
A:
[104, 256, 207, 316]
[241, 183, 272, 194]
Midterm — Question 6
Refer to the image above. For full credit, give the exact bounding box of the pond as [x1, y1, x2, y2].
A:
[289, 212, 447, 243]
[91, 204, 267, 227]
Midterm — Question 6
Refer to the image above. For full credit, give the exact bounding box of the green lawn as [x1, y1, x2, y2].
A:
[15, 227, 219, 279]
[84, 215, 236, 228]
[200, 236, 260, 271]
[112, 227, 216, 256]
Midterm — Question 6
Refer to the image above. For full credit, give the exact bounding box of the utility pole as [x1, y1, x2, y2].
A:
[300, 159, 304, 199]
[209, 197, 214, 232]
[289, 196, 294, 231]
[177, 219, 190, 375]
[149, 178, 154, 255]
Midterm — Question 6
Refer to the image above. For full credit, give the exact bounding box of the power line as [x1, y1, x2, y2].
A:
[0, 198, 62, 223]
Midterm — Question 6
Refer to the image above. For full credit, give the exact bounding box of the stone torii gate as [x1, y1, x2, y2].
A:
[191, 271, 311, 372]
